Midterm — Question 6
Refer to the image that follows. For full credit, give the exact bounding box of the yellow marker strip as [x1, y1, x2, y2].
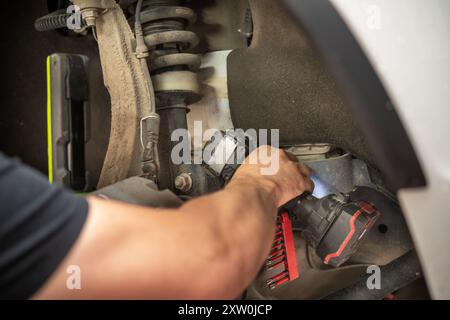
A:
[46, 56, 53, 184]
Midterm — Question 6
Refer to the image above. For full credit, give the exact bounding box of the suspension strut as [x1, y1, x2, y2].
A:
[132, 0, 202, 191]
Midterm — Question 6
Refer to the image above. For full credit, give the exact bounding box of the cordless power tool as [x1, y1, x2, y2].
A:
[204, 131, 381, 289]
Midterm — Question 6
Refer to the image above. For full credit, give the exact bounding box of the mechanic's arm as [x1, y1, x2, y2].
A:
[34, 146, 313, 299]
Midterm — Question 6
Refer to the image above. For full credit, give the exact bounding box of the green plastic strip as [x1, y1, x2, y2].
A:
[46, 56, 53, 184]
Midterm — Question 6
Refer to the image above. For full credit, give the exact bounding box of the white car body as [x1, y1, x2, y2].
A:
[330, 0, 450, 299]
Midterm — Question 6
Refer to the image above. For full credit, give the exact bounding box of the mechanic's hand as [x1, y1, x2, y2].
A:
[228, 145, 314, 207]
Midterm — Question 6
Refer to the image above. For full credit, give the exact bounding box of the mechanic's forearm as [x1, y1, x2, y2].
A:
[179, 177, 279, 296]
[35, 179, 278, 300]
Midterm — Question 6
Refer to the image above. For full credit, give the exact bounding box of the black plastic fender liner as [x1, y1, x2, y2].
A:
[227, 0, 374, 168]
[282, 0, 426, 191]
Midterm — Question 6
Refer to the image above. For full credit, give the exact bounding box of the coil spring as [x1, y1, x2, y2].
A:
[34, 9, 70, 32]
[132, 0, 202, 107]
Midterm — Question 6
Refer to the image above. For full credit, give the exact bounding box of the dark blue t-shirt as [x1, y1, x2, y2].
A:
[0, 153, 88, 299]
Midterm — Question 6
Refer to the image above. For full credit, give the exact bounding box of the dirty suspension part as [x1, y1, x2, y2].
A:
[72, 0, 158, 188]
[131, 0, 202, 191]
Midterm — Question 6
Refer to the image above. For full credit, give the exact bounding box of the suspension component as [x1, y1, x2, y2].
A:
[70, 0, 158, 187]
[131, 0, 202, 190]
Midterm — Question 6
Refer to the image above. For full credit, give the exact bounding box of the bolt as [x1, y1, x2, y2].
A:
[174, 173, 193, 193]
[82, 9, 99, 28]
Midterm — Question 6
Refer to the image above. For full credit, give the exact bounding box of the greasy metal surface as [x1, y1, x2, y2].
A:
[93, 1, 155, 187]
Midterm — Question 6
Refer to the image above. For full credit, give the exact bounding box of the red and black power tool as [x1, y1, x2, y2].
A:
[265, 193, 380, 289]
[203, 131, 381, 289]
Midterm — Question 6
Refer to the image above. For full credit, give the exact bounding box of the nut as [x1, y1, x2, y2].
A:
[174, 173, 193, 193]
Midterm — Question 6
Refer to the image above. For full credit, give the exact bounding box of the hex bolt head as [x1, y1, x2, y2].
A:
[174, 173, 193, 193]
[82, 9, 99, 28]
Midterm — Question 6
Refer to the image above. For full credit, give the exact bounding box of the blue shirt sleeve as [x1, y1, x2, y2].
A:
[0, 152, 89, 299]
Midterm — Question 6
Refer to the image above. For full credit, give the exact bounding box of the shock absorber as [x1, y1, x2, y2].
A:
[132, 0, 202, 191]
